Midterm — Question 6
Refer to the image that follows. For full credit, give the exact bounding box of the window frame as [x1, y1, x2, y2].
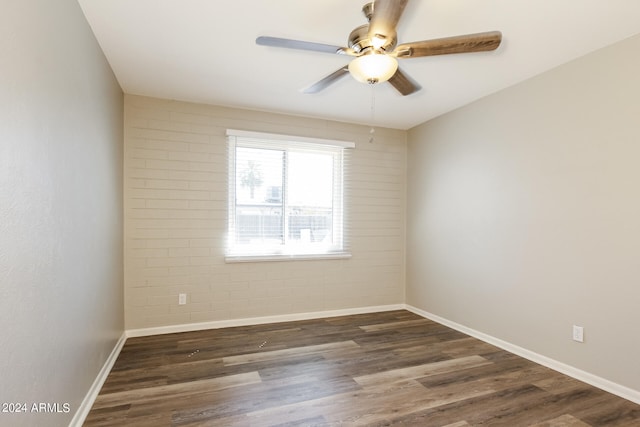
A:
[226, 129, 354, 263]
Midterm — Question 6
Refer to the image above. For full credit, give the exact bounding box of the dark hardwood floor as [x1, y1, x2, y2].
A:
[84, 310, 640, 426]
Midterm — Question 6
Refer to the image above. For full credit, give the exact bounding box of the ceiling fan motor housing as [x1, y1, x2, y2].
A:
[348, 24, 397, 54]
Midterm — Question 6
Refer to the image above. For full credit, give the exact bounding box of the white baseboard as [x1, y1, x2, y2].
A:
[68, 332, 127, 427]
[404, 304, 640, 405]
[126, 304, 405, 338]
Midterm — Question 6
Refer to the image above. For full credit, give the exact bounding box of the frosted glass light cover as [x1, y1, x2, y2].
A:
[348, 53, 398, 84]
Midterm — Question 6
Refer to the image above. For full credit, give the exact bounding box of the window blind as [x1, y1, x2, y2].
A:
[226, 129, 353, 261]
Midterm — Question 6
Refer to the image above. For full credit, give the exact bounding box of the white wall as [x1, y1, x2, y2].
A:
[124, 95, 406, 329]
[407, 34, 640, 393]
[0, 1, 124, 425]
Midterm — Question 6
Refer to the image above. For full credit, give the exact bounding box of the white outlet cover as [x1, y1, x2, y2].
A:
[572, 325, 584, 342]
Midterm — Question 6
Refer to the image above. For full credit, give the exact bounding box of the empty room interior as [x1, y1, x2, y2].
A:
[2, 0, 640, 426]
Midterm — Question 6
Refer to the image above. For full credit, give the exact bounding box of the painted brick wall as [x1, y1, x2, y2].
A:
[124, 95, 406, 329]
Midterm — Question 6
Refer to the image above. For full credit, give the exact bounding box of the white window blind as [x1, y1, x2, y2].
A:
[226, 129, 354, 261]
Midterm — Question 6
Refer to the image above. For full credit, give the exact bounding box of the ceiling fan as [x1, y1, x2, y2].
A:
[256, 0, 502, 96]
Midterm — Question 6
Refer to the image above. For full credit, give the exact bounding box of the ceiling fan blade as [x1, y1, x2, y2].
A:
[302, 66, 350, 94]
[394, 31, 502, 58]
[388, 67, 420, 96]
[368, 0, 409, 41]
[256, 36, 353, 55]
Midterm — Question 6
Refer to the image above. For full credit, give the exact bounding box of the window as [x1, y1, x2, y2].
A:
[226, 129, 354, 261]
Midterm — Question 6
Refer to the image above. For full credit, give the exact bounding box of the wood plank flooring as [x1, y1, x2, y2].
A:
[84, 310, 640, 426]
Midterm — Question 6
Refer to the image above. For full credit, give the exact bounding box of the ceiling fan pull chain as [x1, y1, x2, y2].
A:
[369, 85, 376, 143]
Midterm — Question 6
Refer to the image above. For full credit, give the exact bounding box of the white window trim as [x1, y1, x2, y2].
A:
[226, 129, 356, 149]
[225, 252, 352, 263]
[226, 129, 354, 263]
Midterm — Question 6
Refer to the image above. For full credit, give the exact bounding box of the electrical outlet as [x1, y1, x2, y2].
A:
[178, 293, 187, 305]
[572, 325, 584, 342]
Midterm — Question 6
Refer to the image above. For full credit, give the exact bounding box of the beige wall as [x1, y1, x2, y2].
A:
[124, 95, 406, 329]
[407, 34, 640, 392]
[0, 0, 124, 425]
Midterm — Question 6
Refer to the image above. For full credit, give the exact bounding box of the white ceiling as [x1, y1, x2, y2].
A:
[78, 0, 640, 130]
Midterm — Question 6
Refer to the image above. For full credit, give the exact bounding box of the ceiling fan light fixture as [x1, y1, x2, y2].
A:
[348, 52, 398, 84]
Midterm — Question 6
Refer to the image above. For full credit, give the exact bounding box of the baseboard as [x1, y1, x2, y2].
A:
[126, 304, 405, 338]
[404, 304, 640, 405]
[68, 332, 127, 427]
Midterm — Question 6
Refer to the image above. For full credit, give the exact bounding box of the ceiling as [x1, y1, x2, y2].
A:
[78, 0, 640, 130]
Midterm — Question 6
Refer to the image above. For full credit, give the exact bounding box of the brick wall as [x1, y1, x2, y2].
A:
[124, 95, 406, 329]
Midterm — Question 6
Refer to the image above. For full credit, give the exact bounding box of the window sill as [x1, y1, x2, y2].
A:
[225, 252, 352, 263]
